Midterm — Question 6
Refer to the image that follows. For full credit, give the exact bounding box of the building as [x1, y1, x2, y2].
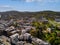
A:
[32, 37, 50, 45]
[0, 36, 11, 45]
[16, 41, 25, 45]
[19, 33, 32, 43]
[55, 18, 60, 22]
[21, 29, 26, 34]
[5, 26, 21, 36]
[39, 16, 48, 23]
[0, 15, 1, 19]
[10, 33, 19, 44]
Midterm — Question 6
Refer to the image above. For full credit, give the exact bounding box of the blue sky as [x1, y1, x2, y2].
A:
[0, 0, 60, 12]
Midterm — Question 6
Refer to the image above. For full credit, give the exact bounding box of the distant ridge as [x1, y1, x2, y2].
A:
[0, 10, 60, 20]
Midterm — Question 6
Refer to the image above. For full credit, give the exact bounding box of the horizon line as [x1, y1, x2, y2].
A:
[0, 10, 60, 12]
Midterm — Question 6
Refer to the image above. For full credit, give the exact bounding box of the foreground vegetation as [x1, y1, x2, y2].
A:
[30, 20, 60, 45]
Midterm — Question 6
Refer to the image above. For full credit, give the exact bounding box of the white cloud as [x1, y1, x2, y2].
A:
[0, 5, 15, 12]
[25, 0, 34, 2]
[10, 0, 60, 2]
[0, 5, 12, 8]
[25, 0, 59, 2]
[45, 0, 59, 2]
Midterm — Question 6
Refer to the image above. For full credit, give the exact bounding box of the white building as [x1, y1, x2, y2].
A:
[23, 33, 31, 40]
[21, 29, 26, 34]
[32, 37, 50, 45]
[10, 33, 19, 44]
[19, 33, 31, 41]
[16, 41, 25, 45]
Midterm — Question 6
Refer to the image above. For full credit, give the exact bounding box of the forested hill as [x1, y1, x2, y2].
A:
[0, 11, 60, 20]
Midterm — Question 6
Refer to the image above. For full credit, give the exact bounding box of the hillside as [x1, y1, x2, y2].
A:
[0, 11, 60, 20]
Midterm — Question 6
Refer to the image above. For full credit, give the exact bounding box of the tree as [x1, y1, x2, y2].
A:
[30, 30, 37, 37]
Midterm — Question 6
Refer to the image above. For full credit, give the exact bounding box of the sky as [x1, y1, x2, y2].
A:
[0, 0, 60, 12]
